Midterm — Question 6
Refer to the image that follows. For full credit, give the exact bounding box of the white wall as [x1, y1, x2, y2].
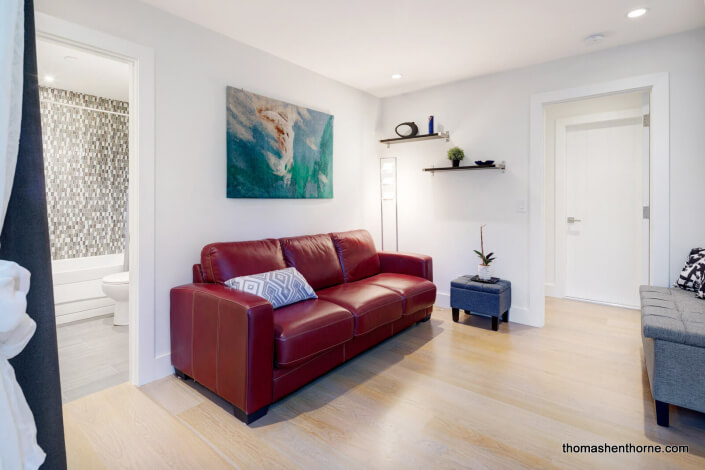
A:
[35, 0, 382, 370]
[31, 0, 705, 368]
[370, 28, 705, 325]
[544, 92, 644, 291]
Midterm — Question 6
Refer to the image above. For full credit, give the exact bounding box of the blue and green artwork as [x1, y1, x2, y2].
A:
[226, 87, 334, 198]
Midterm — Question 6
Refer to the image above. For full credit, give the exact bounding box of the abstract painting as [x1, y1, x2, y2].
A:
[226, 87, 334, 198]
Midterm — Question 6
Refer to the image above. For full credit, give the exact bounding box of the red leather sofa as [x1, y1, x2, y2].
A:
[170, 229, 436, 423]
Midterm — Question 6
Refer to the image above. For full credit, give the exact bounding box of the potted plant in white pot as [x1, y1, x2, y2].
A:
[474, 225, 495, 280]
[447, 146, 464, 168]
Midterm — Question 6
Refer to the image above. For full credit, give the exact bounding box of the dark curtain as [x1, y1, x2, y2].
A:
[0, 0, 67, 468]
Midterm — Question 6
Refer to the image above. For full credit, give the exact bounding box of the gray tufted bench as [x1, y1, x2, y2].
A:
[640, 286, 705, 426]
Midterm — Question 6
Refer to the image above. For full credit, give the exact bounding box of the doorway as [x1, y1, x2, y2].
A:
[37, 38, 131, 401]
[528, 74, 669, 327]
[36, 12, 157, 385]
[545, 92, 649, 309]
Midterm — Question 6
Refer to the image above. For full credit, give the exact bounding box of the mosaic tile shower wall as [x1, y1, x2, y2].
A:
[40, 87, 129, 260]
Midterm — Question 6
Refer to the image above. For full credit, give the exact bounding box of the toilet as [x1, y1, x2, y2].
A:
[102, 271, 129, 326]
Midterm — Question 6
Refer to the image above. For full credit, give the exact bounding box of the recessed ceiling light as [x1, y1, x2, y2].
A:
[44, 75, 55, 83]
[391, 73, 403, 80]
[627, 8, 648, 18]
[584, 33, 605, 45]
[63, 55, 78, 61]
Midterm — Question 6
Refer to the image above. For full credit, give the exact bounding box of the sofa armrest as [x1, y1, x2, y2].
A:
[378, 251, 433, 282]
[192, 264, 205, 283]
[170, 283, 273, 414]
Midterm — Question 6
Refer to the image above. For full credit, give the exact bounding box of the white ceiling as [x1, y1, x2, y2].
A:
[140, 0, 705, 97]
[37, 39, 130, 101]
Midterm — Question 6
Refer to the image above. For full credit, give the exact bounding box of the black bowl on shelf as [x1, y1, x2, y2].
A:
[474, 160, 495, 166]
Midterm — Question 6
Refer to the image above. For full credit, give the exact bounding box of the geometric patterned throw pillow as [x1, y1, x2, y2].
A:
[675, 256, 705, 292]
[698, 282, 705, 300]
[225, 267, 317, 309]
[674, 247, 705, 290]
[685, 247, 705, 268]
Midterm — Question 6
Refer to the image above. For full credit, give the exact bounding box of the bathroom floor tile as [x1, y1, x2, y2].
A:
[57, 314, 129, 403]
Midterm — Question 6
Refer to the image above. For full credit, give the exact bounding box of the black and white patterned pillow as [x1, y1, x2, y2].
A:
[676, 256, 705, 292]
[674, 247, 705, 290]
[685, 247, 705, 267]
[698, 282, 705, 300]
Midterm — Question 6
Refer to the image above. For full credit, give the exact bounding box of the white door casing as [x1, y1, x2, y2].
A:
[35, 13, 157, 385]
[528, 73, 670, 327]
[641, 93, 651, 286]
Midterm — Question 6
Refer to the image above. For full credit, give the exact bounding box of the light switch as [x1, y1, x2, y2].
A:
[517, 199, 527, 213]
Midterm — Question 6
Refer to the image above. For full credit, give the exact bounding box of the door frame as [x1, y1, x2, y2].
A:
[550, 108, 646, 301]
[36, 13, 157, 385]
[528, 73, 669, 327]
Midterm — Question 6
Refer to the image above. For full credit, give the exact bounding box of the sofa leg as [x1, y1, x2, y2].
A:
[233, 405, 268, 425]
[452, 308, 459, 322]
[502, 310, 509, 322]
[655, 400, 669, 427]
[492, 316, 499, 331]
[174, 368, 191, 381]
[417, 314, 431, 324]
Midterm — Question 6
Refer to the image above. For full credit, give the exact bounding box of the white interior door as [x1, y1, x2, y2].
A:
[558, 110, 646, 308]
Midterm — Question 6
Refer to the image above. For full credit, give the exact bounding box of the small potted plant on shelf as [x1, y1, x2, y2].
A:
[474, 225, 495, 280]
[447, 146, 465, 168]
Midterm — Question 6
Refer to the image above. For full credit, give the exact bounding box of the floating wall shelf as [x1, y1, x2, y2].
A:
[380, 131, 450, 148]
[423, 161, 506, 174]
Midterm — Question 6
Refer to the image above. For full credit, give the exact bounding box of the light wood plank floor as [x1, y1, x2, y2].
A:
[64, 299, 705, 469]
[57, 315, 128, 402]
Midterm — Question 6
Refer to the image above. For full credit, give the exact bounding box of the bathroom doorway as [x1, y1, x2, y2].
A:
[37, 38, 132, 401]
[36, 12, 158, 387]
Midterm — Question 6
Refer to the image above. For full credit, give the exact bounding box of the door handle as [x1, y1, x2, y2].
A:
[567, 217, 582, 224]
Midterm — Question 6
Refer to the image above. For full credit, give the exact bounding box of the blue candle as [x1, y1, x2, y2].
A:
[428, 115, 434, 134]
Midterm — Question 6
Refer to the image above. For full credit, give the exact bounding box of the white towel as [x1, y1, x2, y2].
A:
[0, 262, 45, 470]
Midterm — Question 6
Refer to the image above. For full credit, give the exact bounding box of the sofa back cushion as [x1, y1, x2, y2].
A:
[201, 239, 286, 284]
[280, 234, 344, 290]
[330, 229, 380, 282]
[225, 267, 317, 309]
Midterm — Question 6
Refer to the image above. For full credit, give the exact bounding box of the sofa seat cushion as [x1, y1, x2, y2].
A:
[273, 299, 353, 368]
[359, 273, 436, 315]
[317, 283, 402, 336]
[640, 286, 705, 348]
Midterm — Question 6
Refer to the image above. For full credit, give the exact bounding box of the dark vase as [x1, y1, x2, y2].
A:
[452, 159, 460, 168]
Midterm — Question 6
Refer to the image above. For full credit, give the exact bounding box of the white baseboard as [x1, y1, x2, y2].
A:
[544, 282, 561, 298]
[435, 293, 539, 327]
[436, 292, 450, 308]
[55, 297, 114, 316]
[154, 352, 174, 381]
[564, 296, 640, 311]
[56, 306, 114, 325]
[505, 306, 540, 326]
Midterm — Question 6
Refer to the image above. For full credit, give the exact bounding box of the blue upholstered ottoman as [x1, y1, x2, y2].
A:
[450, 276, 511, 331]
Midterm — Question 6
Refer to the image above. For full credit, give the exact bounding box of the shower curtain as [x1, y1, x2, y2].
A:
[1, 0, 67, 468]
